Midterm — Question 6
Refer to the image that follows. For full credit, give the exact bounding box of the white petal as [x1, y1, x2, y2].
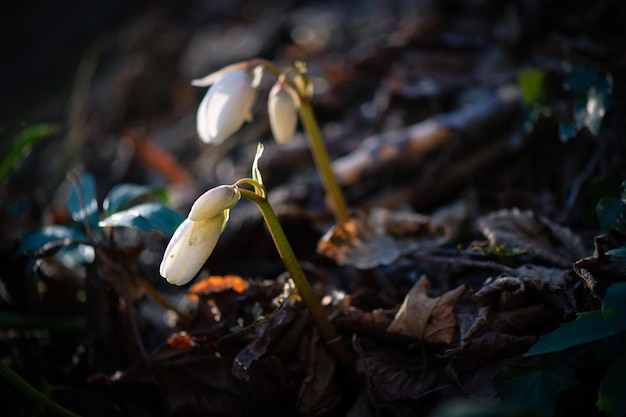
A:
[196, 68, 257, 144]
[188, 185, 241, 221]
[268, 84, 298, 145]
[159, 215, 225, 285]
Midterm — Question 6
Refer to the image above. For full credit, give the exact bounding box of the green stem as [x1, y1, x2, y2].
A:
[298, 101, 350, 224]
[0, 359, 82, 417]
[239, 189, 353, 368]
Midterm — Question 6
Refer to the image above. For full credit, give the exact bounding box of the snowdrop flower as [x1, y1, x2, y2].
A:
[189, 185, 241, 221]
[268, 79, 300, 145]
[160, 185, 241, 285]
[193, 66, 263, 144]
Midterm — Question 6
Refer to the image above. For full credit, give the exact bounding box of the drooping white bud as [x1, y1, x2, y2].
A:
[159, 213, 228, 285]
[188, 185, 241, 221]
[196, 68, 258, 144]
[268, 82, 299, 145]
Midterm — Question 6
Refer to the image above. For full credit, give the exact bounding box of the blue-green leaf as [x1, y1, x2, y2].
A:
[526, 283, 626, 356]
[98, 202, 184, 235]
[17, 225, 88, 256]
[606, 247, 626, 258]
[15, 225, 94, 265]
[596, 196, 626, 232]
[67, 173, 99, 228]
[561, 68, 612, 140]
[494, 355, 577, 417]
[102, 183, 167, 216]
[558, 123, 579, 143]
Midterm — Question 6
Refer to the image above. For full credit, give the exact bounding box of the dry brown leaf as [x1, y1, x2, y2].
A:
[478, 208, 586, 267]
[317, 208, 443, 269]
[476, 265, 578, 315]
[572, 231, 626, 297]
[297, 330, 339, 416]
[387, 276, 467, 344]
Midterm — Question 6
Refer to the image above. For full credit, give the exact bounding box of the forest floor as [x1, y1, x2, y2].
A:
[2, 1, 626, 416]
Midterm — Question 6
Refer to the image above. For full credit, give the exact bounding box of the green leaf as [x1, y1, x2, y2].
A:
[526, 283, 626, 356]
[597, 353, 626, 417]
[102, 183, 167, 216]
[494, 355, 577, 417]
[67, 173, 100, 228]
[98, 202, 184, 235]
[0, 124, 60, 181]
[252, 142, 264, 186]
[596, 196, 626, 232]
[518, 68, 545, 105]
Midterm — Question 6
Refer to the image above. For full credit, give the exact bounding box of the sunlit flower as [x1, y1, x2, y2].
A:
[159, 215, 226, 285]
[189, 185, 240, 221]
[160, 185, 241, 285]
[194, 67, 261, 144]
[268, 81, 299, 145]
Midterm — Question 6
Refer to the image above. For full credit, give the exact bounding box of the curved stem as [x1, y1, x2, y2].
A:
[238, 189, 353, 369]
[298, 101, 350, 224]
[0, 360, 82, 417]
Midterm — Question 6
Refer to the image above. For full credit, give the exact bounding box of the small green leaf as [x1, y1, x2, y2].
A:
[0, 124, 60, 181]
[67, 173, 100, 228]
[518, 68, 545, 105]
[252, 142, 264, 186]
[526, 283, 626, 356]
[597, 353, 626, 417]
[103, 183, 167, 216]
[494, 355, 577, 417]
[98, 203, 184, 235]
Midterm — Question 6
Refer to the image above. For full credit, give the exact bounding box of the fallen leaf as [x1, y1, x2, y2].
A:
[478, 208, 586, 267]
[317, 208, 443, 269]
[476, 265, 579, 316]
[387, 276, 467, 344]
[188, 275, 250, 301]
[572, 231, 626, 298]
[296, 329, 339, 416]
[357, 347, 440, 402]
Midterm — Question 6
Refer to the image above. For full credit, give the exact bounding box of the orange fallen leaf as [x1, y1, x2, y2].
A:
[187, 275, 249, 301]
[387, 276, 467, 344]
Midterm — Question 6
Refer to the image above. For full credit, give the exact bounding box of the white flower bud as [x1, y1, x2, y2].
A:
[188, 185, 241, 221]
[159, 213, 228, 285]
[268, 82, 299, 145]
[196, 68, 258, 144]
